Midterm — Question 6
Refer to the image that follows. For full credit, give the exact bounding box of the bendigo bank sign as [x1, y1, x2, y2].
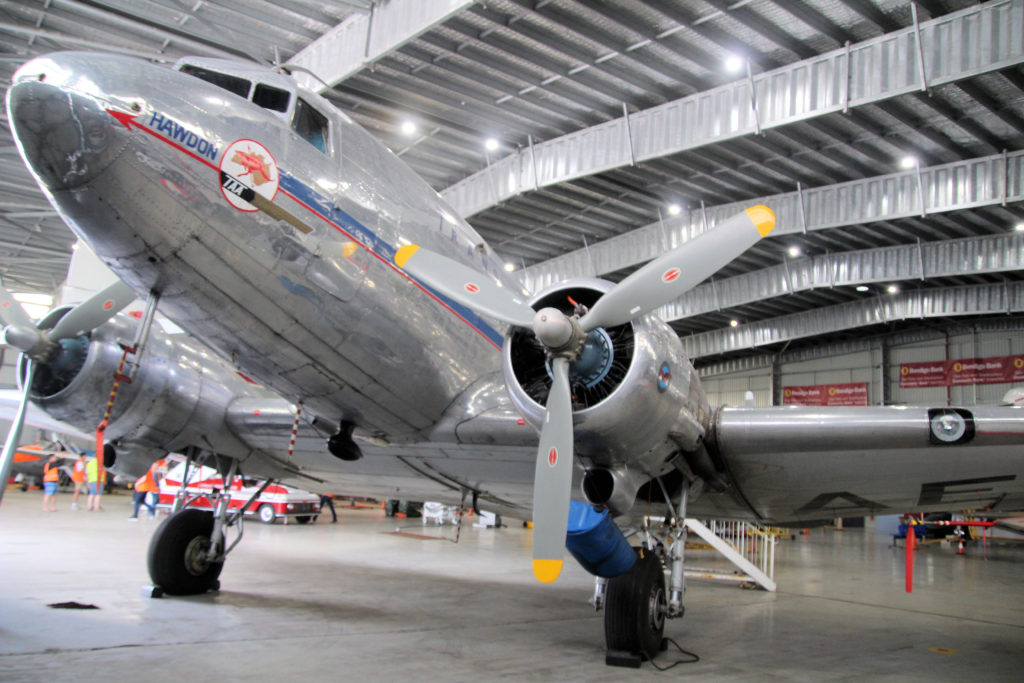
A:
[783, 382, 868, 406]
[899, 355, 1024, 388]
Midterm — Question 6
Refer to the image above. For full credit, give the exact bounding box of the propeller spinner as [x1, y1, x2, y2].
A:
[396, 206, 775, 582]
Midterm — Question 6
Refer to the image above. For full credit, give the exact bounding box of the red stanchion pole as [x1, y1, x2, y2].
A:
[904, 522, 915, 593]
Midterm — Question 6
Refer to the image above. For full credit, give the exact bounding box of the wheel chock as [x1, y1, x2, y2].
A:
[605, 650, 643, 668]
[142, 584, 164, 599]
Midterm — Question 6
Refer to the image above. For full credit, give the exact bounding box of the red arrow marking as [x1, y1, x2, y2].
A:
[106, 109, 139, 129]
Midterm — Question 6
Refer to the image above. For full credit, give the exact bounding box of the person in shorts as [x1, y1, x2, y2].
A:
[42, 454, 60, 512]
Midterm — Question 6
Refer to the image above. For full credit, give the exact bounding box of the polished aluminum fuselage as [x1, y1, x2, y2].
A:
[8, 52, 1024, 526]
[9, 52, 510, 441]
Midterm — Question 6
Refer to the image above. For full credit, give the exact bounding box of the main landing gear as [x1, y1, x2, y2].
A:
[147, 449, 272, 596]
[596, 477, 690, 668]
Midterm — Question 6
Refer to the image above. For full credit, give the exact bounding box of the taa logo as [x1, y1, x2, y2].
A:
[219, 139, 279, 212]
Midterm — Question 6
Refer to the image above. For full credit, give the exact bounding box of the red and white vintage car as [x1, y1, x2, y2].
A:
[157, 462, 321, 524]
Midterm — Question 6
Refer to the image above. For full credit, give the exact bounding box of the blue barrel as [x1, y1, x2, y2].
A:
[564, 500, 636, 578]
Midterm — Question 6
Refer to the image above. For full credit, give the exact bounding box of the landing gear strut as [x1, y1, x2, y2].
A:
[600, 476, 690, 668]
[147, 451, 272, 595]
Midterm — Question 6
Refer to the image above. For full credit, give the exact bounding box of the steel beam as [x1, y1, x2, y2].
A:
[682, 282, 1024, 359]
[522, 150, 1024, 291]
[288, 0, 475, 93]
[442, 0, 1024, 217]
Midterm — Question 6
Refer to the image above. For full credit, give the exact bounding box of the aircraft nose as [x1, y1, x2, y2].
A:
[7, 55, 128, 191]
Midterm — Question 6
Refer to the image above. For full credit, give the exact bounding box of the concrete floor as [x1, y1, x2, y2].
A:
[1, 488, 1022, 681]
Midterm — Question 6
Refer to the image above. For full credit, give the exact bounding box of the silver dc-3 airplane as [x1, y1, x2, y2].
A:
[2, 51, 1024, 664]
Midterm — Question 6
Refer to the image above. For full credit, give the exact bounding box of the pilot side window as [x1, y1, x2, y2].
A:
[253, 84, 290, 113]
[180, 65, 251, 99]
[292, 98, 329, 154]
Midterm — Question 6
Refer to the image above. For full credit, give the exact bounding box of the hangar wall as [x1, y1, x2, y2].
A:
[700, 326, 1024, 408]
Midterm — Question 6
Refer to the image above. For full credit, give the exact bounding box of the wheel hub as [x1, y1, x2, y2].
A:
[649, 585, 667, 632]
[183, 536, 212, 576]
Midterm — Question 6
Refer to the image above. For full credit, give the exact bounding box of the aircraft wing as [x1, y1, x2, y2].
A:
[0, 390, 93, 442]
[706, 404, 1024, 524]
[222, 395, 539, 521]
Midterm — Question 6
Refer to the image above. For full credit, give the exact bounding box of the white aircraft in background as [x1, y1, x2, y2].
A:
[1, 51, 1023, 666]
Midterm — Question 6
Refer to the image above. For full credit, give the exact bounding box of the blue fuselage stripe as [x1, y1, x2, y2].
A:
[277, 172, 505, 348]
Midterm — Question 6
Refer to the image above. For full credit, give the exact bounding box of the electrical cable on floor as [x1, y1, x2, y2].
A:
[650, 638, 700, 671]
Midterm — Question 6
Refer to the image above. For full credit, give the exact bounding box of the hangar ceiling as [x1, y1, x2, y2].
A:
[0, 0, 1022, 367]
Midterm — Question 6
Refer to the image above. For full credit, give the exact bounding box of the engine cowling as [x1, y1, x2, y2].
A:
[502, 279, 710, 512]
[22, 308, 263, 477]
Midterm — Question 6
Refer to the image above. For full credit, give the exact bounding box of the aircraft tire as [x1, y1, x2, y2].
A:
[147, 508, 224, 595]
[603, 549, 666, 660]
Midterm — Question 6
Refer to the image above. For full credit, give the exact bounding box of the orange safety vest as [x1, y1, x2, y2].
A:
[43, 461, 60, 482]
[135, 462, 162, 493]
[72, 459, 86, 482]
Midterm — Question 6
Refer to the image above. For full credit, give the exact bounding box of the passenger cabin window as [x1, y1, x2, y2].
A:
[293, 98, 329, 154]
[253, 84, 290, 113]
[180, 64, 250, 98]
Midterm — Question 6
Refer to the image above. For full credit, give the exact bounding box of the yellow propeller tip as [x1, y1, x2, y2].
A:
[745, 205, 775, 237]
[533, 559, 563, 583]
[394, 244, 420, 268]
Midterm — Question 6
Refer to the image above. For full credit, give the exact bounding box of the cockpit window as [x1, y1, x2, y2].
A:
[292, 98, 329, 154]
[180, 64, 251, 99]
[253, 84, 290, 113]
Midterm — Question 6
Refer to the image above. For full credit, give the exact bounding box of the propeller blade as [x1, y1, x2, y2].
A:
[0, 283, 35, 329]
[579, 206, 775, 332]
[0, 360, 36, 505]
[531, 356, 575, 583]
[394, 245, 535, 329]
[46, 280, 136, 341]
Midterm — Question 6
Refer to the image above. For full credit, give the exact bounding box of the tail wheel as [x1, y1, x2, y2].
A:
[604, 549, 667, 660]
[147, 508, 223, 595]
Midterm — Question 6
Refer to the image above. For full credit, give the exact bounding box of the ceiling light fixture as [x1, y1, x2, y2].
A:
[856, 285, 869, 292]
[787, 246, 801, 257]
[724, 55, 743, 73]
[484, 138, 499, 152]
[900, 155, 918, 169]
[1015, 222, 1024, 232]
[729, 319, 739, 327]
[400, 120, 416, 136]
[503, 262, 515, 272]
[887, 284, 899, 294]
[667, 204, 681, 216]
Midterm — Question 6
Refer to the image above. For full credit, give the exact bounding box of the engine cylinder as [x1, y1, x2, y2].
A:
[502, 279, 696, 466]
